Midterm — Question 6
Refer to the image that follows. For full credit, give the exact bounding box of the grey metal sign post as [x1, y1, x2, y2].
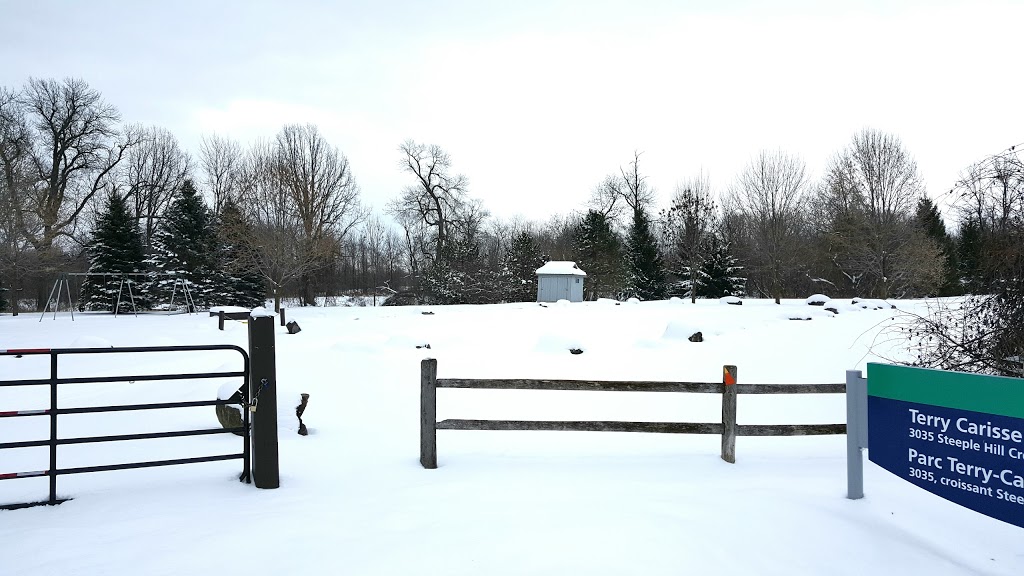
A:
[846, 369, 868, 499]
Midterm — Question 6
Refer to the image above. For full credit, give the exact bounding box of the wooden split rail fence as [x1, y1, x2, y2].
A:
[419, 359, 846, 467]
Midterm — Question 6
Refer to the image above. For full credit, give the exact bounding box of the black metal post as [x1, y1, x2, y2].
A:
[49, 352, 58, 504]
[248, 314, 279, 488]
[218, 310, 225, 331]
[279, 307, 286, 327]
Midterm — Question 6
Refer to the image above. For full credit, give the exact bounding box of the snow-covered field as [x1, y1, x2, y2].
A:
[1, 298, 1021, 575]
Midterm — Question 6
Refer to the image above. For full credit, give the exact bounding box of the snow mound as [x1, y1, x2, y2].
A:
[626, 297, 640, 304]
[720, 296, 742, 305]
[595, 298, 620, 306]
[851, 298, 893, 310]
[806, 294, 830, 305]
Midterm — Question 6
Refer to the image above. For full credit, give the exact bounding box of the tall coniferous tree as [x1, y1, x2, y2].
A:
[572, 210, 624, 300]
[216, 198, 266, 308]
[80, 193, 146, 311]
[500, 231, 545, 302]
[146, 180, 217, 309]
[697, 234, 746, 298]
[623, 208, 666, 301]
[914, 196, 960, 296]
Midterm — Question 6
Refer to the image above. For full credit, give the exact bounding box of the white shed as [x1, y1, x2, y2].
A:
[536, 261, 587, 302]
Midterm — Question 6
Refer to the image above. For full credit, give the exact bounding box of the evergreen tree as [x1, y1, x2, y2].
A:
[80, 193, 147, 312]
[957, 217, 983, 294]
[0, 280, 8, 313]
[623, 207, 666, 300]
[915, 197, 960, 296]
[423, 233, 492, 304]
[572, 210, 624, 300]
[697, 235, 746, 298]
[499, 231, 545, 302]
[146, 180, 218, 309]
[215, 198, 266, 308]
[661, 181, 718, 302]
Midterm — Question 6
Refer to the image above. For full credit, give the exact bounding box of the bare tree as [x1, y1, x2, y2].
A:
[235, 125, 364, 307]
[274, 124, 364, 304]
[0, 86, 31, 313]
[588, 174, 626, 222]
[729, 150, 810, 303]
[199, 133, 244, 213]
[388, 140, 471, 268]
[820, 129, 932, 298]
[19, 77, 138, 252]
[599, 151, 657, 214]
[122, 125, 193, 251]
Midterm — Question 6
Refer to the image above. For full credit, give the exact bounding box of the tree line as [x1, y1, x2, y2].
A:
[0, 78, 1020, 322]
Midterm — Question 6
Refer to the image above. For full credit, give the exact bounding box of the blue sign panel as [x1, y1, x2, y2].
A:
[868, 395, 1024, 528]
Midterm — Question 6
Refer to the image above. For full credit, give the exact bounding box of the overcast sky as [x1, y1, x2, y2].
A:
[2, 0, 1022, 223]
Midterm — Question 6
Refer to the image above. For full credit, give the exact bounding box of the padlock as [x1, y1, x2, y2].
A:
[249, 405, 257, 413]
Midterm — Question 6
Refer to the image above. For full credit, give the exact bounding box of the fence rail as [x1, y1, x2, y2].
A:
[0, 345, 251, 510]
[420, 359, 846, 468]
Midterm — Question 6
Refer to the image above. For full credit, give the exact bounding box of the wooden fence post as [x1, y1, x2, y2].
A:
[420, 358, 438, 469]
[721, 365, 737, 463]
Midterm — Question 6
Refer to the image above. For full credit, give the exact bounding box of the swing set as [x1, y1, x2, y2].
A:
[40, 272, 198, 321]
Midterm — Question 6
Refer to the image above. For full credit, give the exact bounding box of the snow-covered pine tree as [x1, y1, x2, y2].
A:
[500, 231, 545, 302]
[571, 210, 624, 300]
[145, 180, 218, 309]
[697, 234, 746, 298]
[623, 207, 666, 301]
[80, 193, 146, 312]
[215, 198, 266, 308]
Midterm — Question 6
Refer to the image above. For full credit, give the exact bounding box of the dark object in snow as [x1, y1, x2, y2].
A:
[286, 320, 301, 334]
[416, 343, 431, 349]
[569, 348, 583, 355]
[296, 393, 309, 436]
[688, 332, 703, 343]
[421, 311, 435, 315]
[539, 303, 547, 308]
[15, 354, 22, 358]
[825, 307, 839, 315]
[788, 316, 812, 321]
[215, 388, 245, 437]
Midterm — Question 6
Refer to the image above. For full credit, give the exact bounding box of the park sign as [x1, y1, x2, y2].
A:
[865, 363, 1024, 528]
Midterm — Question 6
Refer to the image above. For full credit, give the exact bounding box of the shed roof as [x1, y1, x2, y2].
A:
[536, 261, 587, 276]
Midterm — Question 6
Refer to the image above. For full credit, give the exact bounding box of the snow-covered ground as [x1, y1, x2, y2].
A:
[1, 298, 1021, 575]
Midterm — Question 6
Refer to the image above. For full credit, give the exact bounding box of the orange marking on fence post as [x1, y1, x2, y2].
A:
[723, 366, 736, 386]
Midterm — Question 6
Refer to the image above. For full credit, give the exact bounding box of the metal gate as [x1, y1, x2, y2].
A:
[0, 344, 250, 510]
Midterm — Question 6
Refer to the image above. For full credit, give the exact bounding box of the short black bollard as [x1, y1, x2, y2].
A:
[248, 312, 279, 488]
[279, 307, 286, 327]
[218, 310, 225, 331]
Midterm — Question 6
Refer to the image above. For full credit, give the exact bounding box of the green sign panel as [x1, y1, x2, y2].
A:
[866, 363, 1024, 528]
